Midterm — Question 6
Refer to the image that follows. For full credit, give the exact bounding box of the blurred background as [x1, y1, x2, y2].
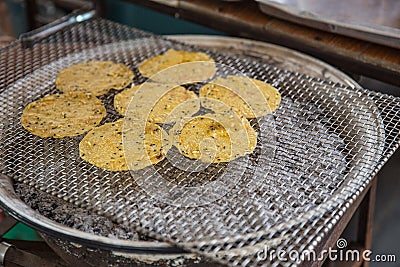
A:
[0, 0, 398, 266]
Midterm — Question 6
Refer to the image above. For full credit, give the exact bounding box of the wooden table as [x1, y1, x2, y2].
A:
[121, 0, 400, 86]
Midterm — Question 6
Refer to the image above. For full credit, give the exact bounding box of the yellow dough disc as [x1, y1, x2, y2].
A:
[21, 92, 106, 138]
[56, 61, 134, 96]
[114, 83, 199, 123]
[79, 119, 171, 172]
[172, 113, 257, 163]
[137, 49, 216, 84]
[200, 75, 281, 118]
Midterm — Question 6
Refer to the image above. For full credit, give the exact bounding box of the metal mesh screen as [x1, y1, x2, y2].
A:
[0, 15, 399, 266]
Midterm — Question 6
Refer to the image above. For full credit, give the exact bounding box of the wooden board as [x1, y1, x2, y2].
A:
[123, 0, 400, 86]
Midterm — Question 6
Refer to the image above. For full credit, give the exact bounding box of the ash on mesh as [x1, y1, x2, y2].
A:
[14, 182, 141, 240]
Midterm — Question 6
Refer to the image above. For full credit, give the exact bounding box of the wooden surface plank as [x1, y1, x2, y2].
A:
[0, 1, 14, 37]
[123, 0, 400, 86]
[356, 178, 377, 267]
[307, 177, 378, 267]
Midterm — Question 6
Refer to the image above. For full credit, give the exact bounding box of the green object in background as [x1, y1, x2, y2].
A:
[104, 0, 225, 35]
[5, 0, 28, 36]
[3, 221, 42, 241]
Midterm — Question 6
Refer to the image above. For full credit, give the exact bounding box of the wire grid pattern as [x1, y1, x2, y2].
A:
[0, 17, 399, 266]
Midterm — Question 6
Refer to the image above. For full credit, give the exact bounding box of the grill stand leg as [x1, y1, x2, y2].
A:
[356, 177, 377, 267]
[319, 176, 377, 267]
[0, 215, 67, 266]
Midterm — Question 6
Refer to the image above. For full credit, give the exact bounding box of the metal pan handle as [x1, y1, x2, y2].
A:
[0, 242, 13, 266]
[20, 9, 96, 48]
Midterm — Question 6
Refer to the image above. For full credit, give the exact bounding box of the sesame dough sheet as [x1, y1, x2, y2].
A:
[120, 82, 201, 124]
[114, 83, 199, 123]
[200, 75, 281, 118]
[80, 119, 171, 172]
[137, 49, 216, 84]
[20, 92, 106, 138]
[171, 112, 257, 163]
[56, 61, 134, 96]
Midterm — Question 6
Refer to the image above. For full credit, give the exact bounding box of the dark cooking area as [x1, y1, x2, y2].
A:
[0, 1, 399, 267]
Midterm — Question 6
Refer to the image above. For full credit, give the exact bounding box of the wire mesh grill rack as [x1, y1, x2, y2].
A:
[0, 13, 399, 266]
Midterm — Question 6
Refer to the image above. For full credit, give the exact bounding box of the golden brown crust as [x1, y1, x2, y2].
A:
[137, 49, 215, 83]
[200, 76, 281, 118]
[56, 61, 134, 96]
[114, 83, 199, 123]
[79, 119, 171, 171]
[172, 114, 257, 163]
[21, 92, 106, 138]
